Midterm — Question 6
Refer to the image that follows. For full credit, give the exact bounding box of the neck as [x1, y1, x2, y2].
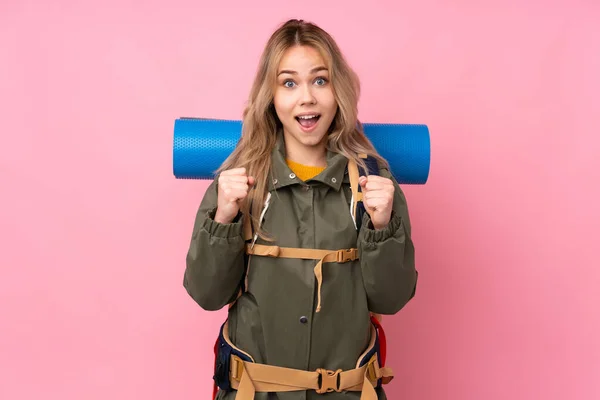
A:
[285, 148, 327, 167]
[283, 133, 328, 167]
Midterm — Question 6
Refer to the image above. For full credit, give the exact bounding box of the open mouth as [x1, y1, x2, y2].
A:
[295, 114, 321, 129]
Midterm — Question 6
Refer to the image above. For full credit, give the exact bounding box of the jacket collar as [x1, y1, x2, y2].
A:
[267, 132, 348, 192]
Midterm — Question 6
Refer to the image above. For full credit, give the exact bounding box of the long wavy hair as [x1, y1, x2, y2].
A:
[218, 19, 387, 239]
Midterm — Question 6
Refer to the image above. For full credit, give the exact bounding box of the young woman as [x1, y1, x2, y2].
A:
[184, 19, 418, 400]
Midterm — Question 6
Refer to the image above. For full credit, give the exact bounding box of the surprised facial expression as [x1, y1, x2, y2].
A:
[273, 45, 338, 162]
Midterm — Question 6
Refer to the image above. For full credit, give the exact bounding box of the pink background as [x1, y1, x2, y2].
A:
[1, 0, 599, 399]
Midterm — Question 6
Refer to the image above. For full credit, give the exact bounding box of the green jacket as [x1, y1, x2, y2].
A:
[184, 134, 418, 399]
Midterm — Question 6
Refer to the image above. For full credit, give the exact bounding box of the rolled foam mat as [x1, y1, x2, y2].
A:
[173, 118, 430, 184]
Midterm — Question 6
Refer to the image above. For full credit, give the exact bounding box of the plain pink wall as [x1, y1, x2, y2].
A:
[1, 0, 599, 399]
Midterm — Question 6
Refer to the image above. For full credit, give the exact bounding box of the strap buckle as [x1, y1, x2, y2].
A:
[336, 249, 357, 263]
[316, 368, 343, 393]
[231, 355, 245, 381]
[365, 355, 380, 383]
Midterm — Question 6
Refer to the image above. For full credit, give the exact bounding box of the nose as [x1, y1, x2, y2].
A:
[299, 83, 316, 105]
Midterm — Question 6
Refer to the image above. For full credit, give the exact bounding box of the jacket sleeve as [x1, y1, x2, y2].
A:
[183, 178, 247, 311]
[357, 167, 418, 315]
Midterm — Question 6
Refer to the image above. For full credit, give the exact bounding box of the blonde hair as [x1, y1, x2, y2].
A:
[218, 19, 387, 238]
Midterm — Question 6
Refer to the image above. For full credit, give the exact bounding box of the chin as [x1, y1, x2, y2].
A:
[297, 130, 328, 146]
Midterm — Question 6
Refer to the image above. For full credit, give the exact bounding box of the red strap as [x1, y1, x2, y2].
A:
[370, 315, 387, 367]
[212, 336, 219, 399]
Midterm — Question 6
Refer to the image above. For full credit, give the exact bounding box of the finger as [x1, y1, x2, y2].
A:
[358, 176, 368, 188]
[223, 182, 252, 192]
[221, 167, 246, 176]
[365, 177, 394, 189]
[248, 176, 256, 187]
[366, 180, 395, 194]
[222, 175, 251, 183]
[364, 197, 389, 210]
[364, 181, 386, 192]
[224, 188, 250, 202]
[364, 175, 393, 184]
[364, 191, 392, 202]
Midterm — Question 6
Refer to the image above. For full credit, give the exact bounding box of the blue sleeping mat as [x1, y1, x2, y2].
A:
[173, 118, 430, 184]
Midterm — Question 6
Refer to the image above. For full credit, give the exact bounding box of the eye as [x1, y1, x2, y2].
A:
[283, 80, 296, 88]
[315, 77, 328, 86]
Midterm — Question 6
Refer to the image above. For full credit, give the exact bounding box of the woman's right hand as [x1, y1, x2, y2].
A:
[214, 168, 255, 224]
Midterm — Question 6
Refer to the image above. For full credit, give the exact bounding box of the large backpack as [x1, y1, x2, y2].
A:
[211, 155, 389, 399]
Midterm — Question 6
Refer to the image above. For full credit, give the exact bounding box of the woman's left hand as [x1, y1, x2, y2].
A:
[358, 175, 395, 230]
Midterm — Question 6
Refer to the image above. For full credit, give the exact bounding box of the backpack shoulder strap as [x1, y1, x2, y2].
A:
[349, 156, 385, 326]
[243, 213, 253, 241]
[348, 154, 381, 231]
[347, 159, 361, 222]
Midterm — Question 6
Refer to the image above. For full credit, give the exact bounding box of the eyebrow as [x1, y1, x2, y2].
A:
[277, 66, 329, 76]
